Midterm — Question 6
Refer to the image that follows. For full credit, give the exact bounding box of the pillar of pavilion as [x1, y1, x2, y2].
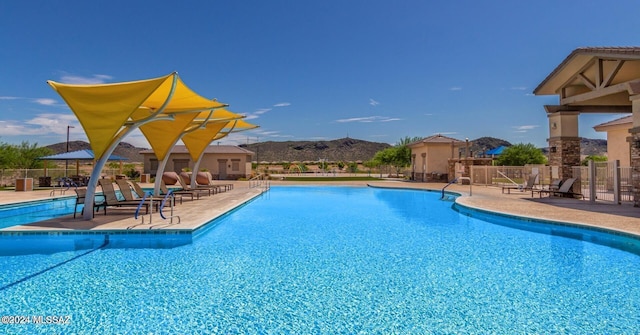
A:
[534, 47, 640, 205]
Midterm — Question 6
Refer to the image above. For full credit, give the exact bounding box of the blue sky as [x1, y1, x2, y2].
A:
[1, 0, 638, 149]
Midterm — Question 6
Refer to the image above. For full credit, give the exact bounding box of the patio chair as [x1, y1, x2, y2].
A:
[74, 187, 106, 218]
[160, 180, 199, 201]
[502, 174, 538, 194]
[533, 178, 582, 199]
[115, 179, 166, 210]
[199, 171, 234, 192]
[98, 179, 150, 214]
[129, 179, 183, 205]
[177, 174, 213, 197]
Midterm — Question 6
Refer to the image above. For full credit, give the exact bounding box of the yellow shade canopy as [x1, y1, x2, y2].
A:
[182, 119, 259, 161]
[47, 72, 228, 159]
[181, 109, 248, 161]
[137, 112, 201, 161]
[182, 121, 231, 161]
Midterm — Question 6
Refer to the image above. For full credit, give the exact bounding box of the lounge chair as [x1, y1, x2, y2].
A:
[161, 180, 199, 201]
[181, 172, 219, 195]
[98, 179, 150, 214]
[198, 171, 233, 192]
[533, 178, 582, 198]
[176, 174, 213, 197]
[115, 179, 168, 210]
[502, 174, 538, 194]
[74, 188, 106, 218]
[128, 179, 183, 205]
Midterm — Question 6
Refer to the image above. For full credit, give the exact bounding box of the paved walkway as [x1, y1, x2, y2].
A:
[1, 180, 639, 237]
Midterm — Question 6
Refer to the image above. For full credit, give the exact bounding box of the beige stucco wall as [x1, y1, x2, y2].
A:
[410, 143, 459, 174]
[548, 112, 579, 138]
[143, 152, 253, 179]
[606, 127, 631, 166]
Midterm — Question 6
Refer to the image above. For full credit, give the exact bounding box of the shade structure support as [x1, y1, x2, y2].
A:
[152, 122, 212, 196]
[83, 116, 173, 219]
[189, 120, 239, 189]
[190, 150, 208, 189]
[81, 75, 179, 220]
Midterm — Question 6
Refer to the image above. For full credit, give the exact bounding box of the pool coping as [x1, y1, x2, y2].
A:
[0, 186, 267, 237]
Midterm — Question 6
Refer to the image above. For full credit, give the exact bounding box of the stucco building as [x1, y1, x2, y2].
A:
[593, 115, 632, 166]
[407, 134, 466, 182]
[141, 145, 254, 180]
[534, 47, 640, 205]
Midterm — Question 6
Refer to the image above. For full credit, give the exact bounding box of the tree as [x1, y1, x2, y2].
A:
[0, 141, 53, 169]
[581, 155, 607, 166]
[495, 143, 546, 166]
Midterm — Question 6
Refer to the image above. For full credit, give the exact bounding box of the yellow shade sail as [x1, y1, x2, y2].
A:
[48, 72, 229, 160]
[48, 74, 172, 158]
[182, 121, 231, 161]
[137, 112, 201, 161]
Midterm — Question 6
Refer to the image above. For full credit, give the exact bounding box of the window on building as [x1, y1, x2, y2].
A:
[231, 159, 240, 171]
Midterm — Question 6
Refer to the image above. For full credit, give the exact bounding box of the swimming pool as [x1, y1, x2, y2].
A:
[0, 197, 77, 229]
[1, 186, 639, 333]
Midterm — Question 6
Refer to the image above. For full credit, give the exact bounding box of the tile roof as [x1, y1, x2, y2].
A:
[593, 114, 632, 131]
[408, 134, 466, 146]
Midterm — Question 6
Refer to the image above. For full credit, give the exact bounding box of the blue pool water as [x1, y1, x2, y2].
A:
[1, 186, 639, 334]
[0, 197, 77, 229]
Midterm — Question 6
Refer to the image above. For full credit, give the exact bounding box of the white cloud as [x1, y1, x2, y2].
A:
[0, 96, 20, 100]
[255, 108, 272, 114]
[449, 87, 462, 91]
[59, 74, 113, 84]
[335, 116, 402, 123]
[273, 102, 291, 107]
[0, 113, 78, 137]
[33, 98, 57, 106]
[369, 98, 380, 106]
[513, 125, 539, 131]
[510, 86, 527, 91]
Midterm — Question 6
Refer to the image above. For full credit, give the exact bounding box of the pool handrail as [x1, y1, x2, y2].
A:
[441, 178, 458, 199]
[159, 190, 180, 224]
[134, 193, 149, 220]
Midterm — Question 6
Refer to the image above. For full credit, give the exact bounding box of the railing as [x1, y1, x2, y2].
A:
[49, 177, 77, 196]
[441, 178, 458, 199]
[249, 174, 270, 190]
[0, 168, 124, 188]
[572, 161, 632, 203]
[470, 165, 550, 187]
[159, 190, 180, 224]
[135, 191, 180, 225]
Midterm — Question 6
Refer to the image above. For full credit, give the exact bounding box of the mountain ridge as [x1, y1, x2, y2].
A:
[44, 136, 607, 163]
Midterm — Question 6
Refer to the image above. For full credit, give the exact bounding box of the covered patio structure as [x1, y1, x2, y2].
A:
[534, 47, 640, 206]
[38, 149, 128, 186]
[48, 72, 255, 219]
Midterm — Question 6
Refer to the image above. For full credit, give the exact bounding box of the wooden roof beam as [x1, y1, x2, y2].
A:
[561, 79, 640, 105]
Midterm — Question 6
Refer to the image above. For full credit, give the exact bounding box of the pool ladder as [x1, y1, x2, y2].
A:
[441, 178, 458, 199]
[135, 191, 180, 225]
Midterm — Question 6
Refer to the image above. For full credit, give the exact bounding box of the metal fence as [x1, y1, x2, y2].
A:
[0, 168, 124, 187]
[470, 165, 551, 187]
[572, 162, 633, 203]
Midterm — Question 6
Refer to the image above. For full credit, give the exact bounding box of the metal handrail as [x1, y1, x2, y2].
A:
[441, 178, 458, 199]
[134, 193, 148, 221]
[159, 190, 180, 224]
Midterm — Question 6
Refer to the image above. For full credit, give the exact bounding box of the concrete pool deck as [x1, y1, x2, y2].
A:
[1, 180, 639, 237]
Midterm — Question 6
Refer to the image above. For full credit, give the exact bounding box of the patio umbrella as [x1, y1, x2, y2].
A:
[38, 149, 128, 177]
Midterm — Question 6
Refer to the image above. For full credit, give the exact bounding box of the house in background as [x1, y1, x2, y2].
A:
[140, 145, 254, 180]
[407, 134, 467, 182]
[593, 115, 631, 166]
